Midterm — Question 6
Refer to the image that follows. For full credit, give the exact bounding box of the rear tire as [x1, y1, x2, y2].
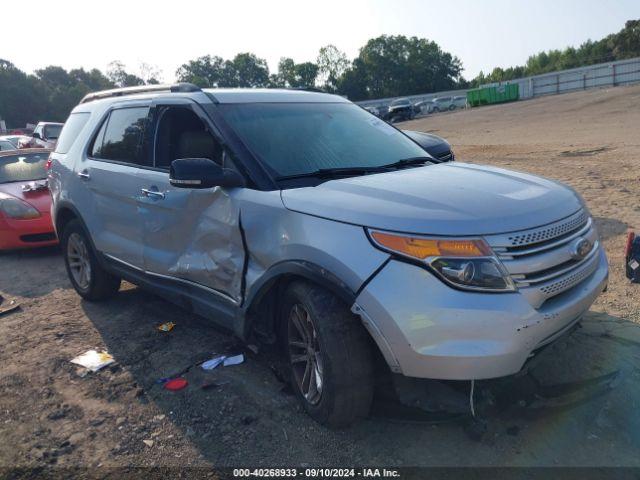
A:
[62, 219, 121, 301]
[280, 281, 374, 428]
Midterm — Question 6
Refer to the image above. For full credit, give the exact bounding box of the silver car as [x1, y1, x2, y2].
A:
[49, 84, 608, 427]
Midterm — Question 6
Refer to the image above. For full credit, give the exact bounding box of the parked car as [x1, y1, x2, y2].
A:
[452, 95, 467, 109]
[49, 84, 608, 427]
[0, 140, 16, 151]
[403, 130, 454, 162]
[22, 122, 64, 148]
[427, 96, 456, 113]
[0, 135, 30, 149]
[412, 100, 431, 115]
[0, 148, 57, 250]
[383, 97, 415, 122]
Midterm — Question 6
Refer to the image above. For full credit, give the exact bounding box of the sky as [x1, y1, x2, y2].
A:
[4, 0, 639, 82]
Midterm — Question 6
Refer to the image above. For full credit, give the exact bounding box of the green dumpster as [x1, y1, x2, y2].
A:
[466, 84, 519, 107]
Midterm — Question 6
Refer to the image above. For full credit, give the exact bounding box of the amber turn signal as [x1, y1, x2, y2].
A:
[370, 231, 492, 260]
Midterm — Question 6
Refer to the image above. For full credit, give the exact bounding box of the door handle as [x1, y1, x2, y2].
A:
[77, 170, 90, 180]
[141, 188, 165, 199]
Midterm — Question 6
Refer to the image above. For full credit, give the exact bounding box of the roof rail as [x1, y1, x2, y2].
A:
[80, 82, 201, 104]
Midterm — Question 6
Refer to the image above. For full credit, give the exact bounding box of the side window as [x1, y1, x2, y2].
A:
[55, 113, 90, 154]
[91, 107, 150, 166]
[153, 106, 222, 170]
[34, 125, 43, 137]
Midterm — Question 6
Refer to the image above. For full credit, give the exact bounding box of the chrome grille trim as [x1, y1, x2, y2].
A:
[512, 241, 599, 286]
[496, 218, 593, 259]
[485, 208, 601, 307]
[537, 252, 600, 297]
[486, 209, 588, 250]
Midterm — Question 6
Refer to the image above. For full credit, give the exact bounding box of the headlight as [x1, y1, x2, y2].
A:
[0, 194, 40, 219]
[368, 230, 516, 292]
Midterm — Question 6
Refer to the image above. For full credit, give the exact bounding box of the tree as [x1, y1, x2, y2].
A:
[336, 35, 462, 100]
[176, 53, 270, 88]
[139, 62, 162, 85]
[224, 53, 270, 88]
[106, 61, 145, 87]
[274, 57, 319, 88]
[176, 55, 227, 87]
[317, 45, 349, 92]
[470, 19, 640, 85]
[336, 59, 368, 100]
[0, 59, 46, 127]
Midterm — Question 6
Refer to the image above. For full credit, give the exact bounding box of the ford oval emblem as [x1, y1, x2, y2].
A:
[571, 238, 592, 260]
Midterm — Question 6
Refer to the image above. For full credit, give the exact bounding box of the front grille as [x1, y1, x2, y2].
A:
[538, 256, 599, 296]
[486, 209, 600, 307]
[20, 232, 56, 243]
[506, 210, 588, 247]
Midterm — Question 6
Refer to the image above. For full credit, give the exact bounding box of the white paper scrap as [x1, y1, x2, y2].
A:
[223, 354, 244, 367]
[71, 350, 115, 372]
[201, 355, 226, 371]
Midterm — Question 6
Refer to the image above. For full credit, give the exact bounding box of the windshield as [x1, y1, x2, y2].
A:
[219, 103, 427, 177]
[44, 124, 63, 139]
[390, 99, 410, 106]
[0, 152, 49, 184]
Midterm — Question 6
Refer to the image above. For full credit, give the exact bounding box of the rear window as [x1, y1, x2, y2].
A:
[44, 124, 63, 140]
[91, 107, 150, 165]
[0, 152, 49, 183]
[54, 113, 90, 154]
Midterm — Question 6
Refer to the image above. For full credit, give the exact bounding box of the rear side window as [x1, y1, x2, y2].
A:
[91, 107, 150, 165]
[54, 113, 90, 154]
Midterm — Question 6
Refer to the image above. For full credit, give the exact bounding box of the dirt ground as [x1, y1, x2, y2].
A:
[1, 85, 640, 473]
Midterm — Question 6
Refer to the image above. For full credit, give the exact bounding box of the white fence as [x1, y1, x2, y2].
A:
[357, 56, 640, 110]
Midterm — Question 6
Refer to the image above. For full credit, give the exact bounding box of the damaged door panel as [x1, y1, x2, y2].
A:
[139, 101, 246, 306]
[138, 173, 245, 304]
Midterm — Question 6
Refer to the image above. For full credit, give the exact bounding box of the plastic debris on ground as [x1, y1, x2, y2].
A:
[164, 378, 188, 391]
[157, 321, 175, 332]
[201, 353, 244, 371]
[0, 296, 20, 316]
[224, 354, 244, 366]
[70, 350, 115, 372]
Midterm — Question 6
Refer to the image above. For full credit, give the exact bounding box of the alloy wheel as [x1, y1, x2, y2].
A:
[67, 232, 91, 290]
[288, 303, 324, 405]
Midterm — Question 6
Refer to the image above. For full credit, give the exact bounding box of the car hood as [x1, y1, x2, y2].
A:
[0, 181, 52, 213]
[405, 131, 447, 148]
[281, 163, 583, 235]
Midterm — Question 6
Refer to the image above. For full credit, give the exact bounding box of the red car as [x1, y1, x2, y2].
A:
[0, 148, 58, 250]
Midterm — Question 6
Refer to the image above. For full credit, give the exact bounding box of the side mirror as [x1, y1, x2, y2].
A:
[170, 158, 245, 189]
[32, 132, 41, 140]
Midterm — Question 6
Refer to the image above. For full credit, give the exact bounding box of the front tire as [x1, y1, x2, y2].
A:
[281, 281, 374, 428]
[62, 219, 121, 301]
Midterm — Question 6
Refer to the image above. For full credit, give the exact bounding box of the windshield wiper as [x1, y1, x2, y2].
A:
[276, 166, 387, 181]
[380, 156, 433, 169]
[275, 157, 433, 182]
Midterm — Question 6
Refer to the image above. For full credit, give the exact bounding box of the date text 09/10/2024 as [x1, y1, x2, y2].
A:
[232, 468, 401, 478]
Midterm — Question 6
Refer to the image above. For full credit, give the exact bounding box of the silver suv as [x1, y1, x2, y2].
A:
[49, 84, 609, 427]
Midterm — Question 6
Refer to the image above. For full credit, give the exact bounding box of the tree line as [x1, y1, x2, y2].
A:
[470, 19, 640, 85]
[1, 20, 638, 128]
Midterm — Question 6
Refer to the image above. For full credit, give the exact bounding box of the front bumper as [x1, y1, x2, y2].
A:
[0, 213, 58, 250]
[353, 248, 608, 380]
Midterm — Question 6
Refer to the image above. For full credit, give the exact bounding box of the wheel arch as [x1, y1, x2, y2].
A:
[239, 260, 357, 341]
[53, 201, 100, 256]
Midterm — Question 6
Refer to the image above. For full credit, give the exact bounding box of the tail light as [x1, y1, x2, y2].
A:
[625, 231, 636, 259]
[45, 157, 53, 171]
